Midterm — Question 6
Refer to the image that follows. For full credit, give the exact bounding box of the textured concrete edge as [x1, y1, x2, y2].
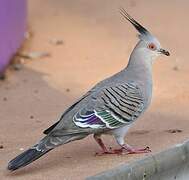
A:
[86, 140, 189, 180]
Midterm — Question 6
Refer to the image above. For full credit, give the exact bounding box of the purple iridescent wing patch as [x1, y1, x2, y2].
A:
[73, 109, 125, 129]
[73, 110, 106, 128]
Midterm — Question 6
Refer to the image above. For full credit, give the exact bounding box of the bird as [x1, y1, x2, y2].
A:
[8, 8, 170, 171]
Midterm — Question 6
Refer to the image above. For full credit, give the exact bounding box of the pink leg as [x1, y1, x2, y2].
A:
[94, 134, 114, 155]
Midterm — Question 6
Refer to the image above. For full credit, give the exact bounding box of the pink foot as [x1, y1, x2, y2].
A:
[126, 146, 151, 154]
[93, 134, 151, 156]
[112, 146, 151, 155]
[95, 150, 115, 156]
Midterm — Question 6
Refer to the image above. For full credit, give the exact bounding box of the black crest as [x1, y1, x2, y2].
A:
[120, 8, 149, 35]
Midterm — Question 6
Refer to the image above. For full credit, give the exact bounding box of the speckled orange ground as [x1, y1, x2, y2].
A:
[1, 1, 189, 179]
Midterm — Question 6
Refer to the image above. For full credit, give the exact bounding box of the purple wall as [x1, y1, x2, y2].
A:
[0, 0, 27, 75]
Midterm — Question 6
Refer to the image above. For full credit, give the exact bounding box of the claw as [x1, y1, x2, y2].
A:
[95, 150, 115, 156]
[95, 147, 123, 156]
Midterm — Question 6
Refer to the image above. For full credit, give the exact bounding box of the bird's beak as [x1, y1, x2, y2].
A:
[159, 48, 170, 56]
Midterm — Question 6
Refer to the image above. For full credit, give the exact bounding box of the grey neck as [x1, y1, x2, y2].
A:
[124, 43, 153, 87]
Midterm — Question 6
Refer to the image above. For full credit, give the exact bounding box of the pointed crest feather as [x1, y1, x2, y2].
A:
[119, 8, 149, 35]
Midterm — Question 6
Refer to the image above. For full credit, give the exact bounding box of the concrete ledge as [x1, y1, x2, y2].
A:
[87, 140, 189, 180]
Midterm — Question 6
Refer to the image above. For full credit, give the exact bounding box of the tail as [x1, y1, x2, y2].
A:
[7, 133, 87, 171]
[7, 145, 52, 171]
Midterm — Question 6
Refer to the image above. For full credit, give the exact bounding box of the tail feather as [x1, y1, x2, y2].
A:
[7, 147, 52, 171]
[8, 133, 88, 171]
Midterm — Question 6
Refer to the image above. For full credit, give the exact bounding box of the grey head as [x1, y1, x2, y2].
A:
[120, 8, 170, 63]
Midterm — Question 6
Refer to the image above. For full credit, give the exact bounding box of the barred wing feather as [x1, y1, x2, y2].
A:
[73, 82, 144, 129]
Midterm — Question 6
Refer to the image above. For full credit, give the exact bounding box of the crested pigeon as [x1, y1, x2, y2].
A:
[8, 8, 170, 171]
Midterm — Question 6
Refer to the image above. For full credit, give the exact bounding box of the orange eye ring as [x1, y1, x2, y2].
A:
[148, 43, 156, 51]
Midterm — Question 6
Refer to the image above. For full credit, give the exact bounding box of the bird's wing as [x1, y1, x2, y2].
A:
[73, 82, 145, 129]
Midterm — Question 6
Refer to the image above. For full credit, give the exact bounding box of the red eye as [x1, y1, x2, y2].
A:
[148, 43, 156, 50]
